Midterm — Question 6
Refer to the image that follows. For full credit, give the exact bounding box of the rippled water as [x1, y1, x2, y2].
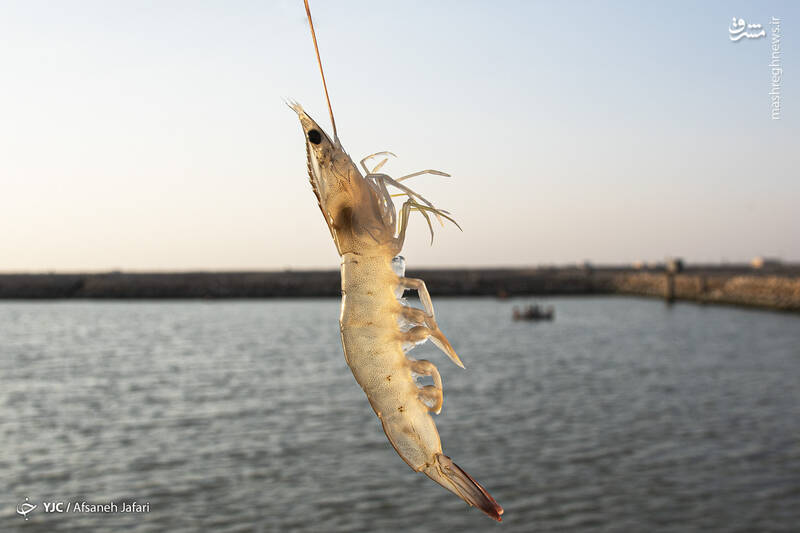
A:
[1, 297, 799, 532]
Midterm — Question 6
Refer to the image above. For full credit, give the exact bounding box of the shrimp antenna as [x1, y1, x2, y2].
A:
[303, 0, 338, 141]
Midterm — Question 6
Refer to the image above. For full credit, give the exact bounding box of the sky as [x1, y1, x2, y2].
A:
[1, 0, 798, 271]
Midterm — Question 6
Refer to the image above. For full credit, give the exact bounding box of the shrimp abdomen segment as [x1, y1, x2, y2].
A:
[340, 326, 443, 471]
[340, 254, 443, 467]
[341, 319, 504, 521]
[338, 253, 503, 521]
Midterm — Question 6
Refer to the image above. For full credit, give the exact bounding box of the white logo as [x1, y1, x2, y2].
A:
[16, 497, 37, 520]
[729, 17, 766, 41]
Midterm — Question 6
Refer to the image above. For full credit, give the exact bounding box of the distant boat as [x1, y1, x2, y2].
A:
[513, 304, 554, 321]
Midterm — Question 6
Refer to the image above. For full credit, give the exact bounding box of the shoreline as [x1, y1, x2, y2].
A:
[1, 265, 798, 312]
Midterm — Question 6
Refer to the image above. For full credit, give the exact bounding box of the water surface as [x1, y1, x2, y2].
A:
[2, 297, 799, 532]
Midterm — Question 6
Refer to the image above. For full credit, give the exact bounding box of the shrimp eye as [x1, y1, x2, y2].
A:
[308, 129, 322, 145]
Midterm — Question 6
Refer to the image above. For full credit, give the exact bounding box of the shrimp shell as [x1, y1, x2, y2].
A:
[291, 0, 502, 520]
[290, 102, 503, 521]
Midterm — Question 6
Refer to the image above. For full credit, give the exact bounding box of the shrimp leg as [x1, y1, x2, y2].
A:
[396, 169, 451, 182]
[360, 151, 396, 174]
[399, 279, 464, 368]
[410, 359, 443, 414]
[368, 173, 439, 214]
[399, 277, 435, 316]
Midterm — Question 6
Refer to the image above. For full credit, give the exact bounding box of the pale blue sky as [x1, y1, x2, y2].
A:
[1, 1, 797, 271]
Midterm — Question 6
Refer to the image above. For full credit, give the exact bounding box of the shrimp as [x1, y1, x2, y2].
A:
[288, 1, 503, 521]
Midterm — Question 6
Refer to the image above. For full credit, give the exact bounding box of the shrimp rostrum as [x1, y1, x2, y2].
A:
[289, 102, 503, 521]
